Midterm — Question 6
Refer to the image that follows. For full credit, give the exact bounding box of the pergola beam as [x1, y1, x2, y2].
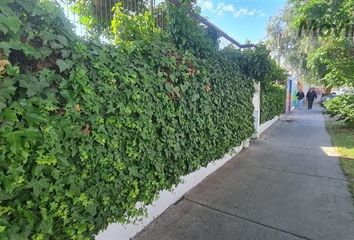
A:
[166, 0, 256, 49]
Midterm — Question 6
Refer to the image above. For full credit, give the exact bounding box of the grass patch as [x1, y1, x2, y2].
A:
[326, 117, 354, 199]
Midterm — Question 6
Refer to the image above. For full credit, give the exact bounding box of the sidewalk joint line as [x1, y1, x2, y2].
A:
[244, 164, 348, 182]
[258, 140, 332, 153]
[184, 198, 314, 240]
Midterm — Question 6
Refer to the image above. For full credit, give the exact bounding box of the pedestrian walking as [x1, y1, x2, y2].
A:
[296, 90, 305, 108]
[306, 88, 317, 110]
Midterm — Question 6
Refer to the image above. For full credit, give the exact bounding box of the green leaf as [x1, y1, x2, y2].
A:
[2, 108, 17, 122]
[18, 75, 49, 97]
[49, 41, 63, 49]
[0, 23, 8, 34]
[16, 0, 34, 12]
[36, 155, 57, 166]
[128, 167, 140, 177]
[0, 78, 16, 112]
[165, 82, 174, 91]
[27, 178, 49, 198]
[0, 41, 12, 55]
[38, 208, 53, 234]
[56, 59, 73, 72]
[6, 66, 19, 76]
[0, 16, 20, 34]
[56, 35, 68, 46]
[39, 47, 53, 58]
[0, 2, 14, 17]
[42, 31, 56, 41]
[180, 83, 189, 92]
[61, 49, 72, 58]
[5, 131, 21, 153]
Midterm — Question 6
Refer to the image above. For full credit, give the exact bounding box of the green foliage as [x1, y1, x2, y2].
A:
[222, 45, 286, 123]
[268, 0, 354, 88]
[222, 45, 288, 85]
[71, 0, 150, 35]
[111, 2, 158, 44]
[260, 83, 286, 123]
[325, 94, 354, 125]
[306, 37, 354, 88]
[165, 0, 219, 56]
[0, 0, 257, 239]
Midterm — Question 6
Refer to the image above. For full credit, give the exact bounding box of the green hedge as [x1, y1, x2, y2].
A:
[0, 1, 255, 239]
[220, 46, 287, 125]
[325, 94, 354, 125]
[260, 84, 286, 124]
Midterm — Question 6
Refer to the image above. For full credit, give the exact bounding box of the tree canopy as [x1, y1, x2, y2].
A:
[268, 0, 354, 89]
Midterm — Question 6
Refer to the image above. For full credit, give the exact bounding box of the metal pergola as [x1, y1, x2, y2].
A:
[166, 0, 256, 49]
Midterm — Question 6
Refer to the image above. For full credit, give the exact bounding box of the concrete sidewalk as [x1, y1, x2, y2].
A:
[134, 105, 354, 240]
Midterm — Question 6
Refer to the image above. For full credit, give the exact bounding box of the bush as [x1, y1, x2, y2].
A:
[0, 1, 255, 239]
[260, 83, 286, 123]
[325, 94, 354, 125]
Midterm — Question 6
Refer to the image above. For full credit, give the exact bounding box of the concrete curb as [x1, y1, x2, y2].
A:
[259, 116, 279, 136]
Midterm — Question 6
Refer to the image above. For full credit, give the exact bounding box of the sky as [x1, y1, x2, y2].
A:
[196, 0, 287, 46]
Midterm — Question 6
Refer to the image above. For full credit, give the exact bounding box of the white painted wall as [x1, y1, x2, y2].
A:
[252, 81, 261, 139]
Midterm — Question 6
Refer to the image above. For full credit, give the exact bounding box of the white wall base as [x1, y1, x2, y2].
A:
[243, 139, 250, 149]
[95, 142, 247, 240]
[258, 116, 279, 136]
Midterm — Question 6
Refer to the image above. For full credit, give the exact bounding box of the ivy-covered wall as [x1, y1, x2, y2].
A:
[260, 84, 286, 124]
[221, 45, 287, 125]
[0, 1, 258, 239]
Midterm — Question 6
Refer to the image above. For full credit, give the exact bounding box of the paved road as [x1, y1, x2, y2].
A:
[134, 105, 354, 240]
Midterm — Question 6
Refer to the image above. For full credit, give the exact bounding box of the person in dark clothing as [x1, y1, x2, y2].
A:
[306, 88, 317, 110]
[296, 90, 305, 108]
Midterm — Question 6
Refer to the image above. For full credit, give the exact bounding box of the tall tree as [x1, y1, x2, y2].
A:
[268, 0, 354, 91]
